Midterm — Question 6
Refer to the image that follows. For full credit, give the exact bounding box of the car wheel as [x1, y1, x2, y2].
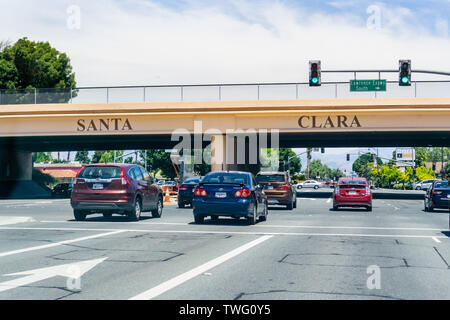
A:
[314, 185, 319, 190]
[333, 205, 338, 211]
[366, 206, 372, 212]
[293, 198, 297, 209]
[297, 185, 302, 189]
[286, 201, 293, 210]
[194, 215, 204, 224]
[259, 202, 268, 222]
[152, 197, 163, 218]
[416, 186, 421, 190]
[128, 198, 142, 221]
[424, 201, 428, 212]
[74, 210, 86, 221]
[247, 204, 257, 225]
[429, 204, 434, 212]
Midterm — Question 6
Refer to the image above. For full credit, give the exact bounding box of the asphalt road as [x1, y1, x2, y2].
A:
[0, 197, 448, 300]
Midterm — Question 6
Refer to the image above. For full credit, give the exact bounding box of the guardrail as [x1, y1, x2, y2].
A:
[2, 80, 450, 105]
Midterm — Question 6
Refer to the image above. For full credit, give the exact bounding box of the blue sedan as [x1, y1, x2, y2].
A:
[424, 180, 450, 211]
[192, 171, 268, 224]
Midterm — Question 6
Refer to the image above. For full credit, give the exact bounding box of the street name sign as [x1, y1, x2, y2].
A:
[350, 80, 386, 92]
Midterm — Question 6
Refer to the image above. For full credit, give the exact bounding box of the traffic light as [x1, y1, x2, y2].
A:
[432, 162, 436, 171]
[346, 154, 350, 161]
[321, 148, 325, 154]
[399, 60, 411, 86]
[309, 60, 321, 86]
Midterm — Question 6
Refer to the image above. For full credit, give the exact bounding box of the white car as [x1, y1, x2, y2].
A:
[297, 180, 322, 189]
[415, 179, 439, 191]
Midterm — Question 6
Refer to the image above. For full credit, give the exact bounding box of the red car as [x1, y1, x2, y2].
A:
[71, 164, 163, 221]
[333, 177, 372, 211]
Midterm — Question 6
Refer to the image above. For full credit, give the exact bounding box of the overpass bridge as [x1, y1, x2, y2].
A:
[1, 77, 450, 182]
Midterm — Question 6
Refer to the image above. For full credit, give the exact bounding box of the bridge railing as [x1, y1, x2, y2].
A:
[1, 81, 450, 105]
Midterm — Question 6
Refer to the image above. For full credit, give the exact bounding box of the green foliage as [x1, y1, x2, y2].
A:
[352, 153, 383, 178]
[140, 150, 176, 179]
[0, 38, 76, 103]
[74, 151, 90, 164]
[279, 148, 302, 174]
[309, 160, 344, 180]
[32, 152, 52, 163]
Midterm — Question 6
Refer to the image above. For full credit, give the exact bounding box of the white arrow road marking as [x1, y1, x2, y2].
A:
[0, 230, 125, 258]
[0, 257, 107, 293]
[130, 235, 273, 300]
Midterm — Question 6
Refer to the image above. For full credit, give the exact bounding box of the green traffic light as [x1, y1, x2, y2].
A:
[311, 77, 319, 84]
[401, 76, 409, 84]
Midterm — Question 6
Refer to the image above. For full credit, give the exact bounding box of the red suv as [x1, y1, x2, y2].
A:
[333, 177, 372, 211]
[71, 164, 163, 221]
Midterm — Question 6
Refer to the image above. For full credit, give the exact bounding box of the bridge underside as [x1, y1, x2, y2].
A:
[1, 97, 450, 181]
[1, 131, 450, 152]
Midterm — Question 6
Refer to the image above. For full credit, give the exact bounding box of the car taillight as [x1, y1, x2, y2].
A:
[280, 184, 290, 190]
[194, 188, 207, 196]
[433, 190, 442, 195]
[75, 178, 85, 184]
[121, 169, 130, 186]
[365, 187, 371, 194]
[235, 188, 251, 198]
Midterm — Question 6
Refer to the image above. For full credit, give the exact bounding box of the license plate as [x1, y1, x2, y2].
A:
[92, 183, 104, 190]
[268, 200, 278, 204]
[265, 186, 274, 190]
[349, 191, 357, 195]
[215, 192, 227, 198]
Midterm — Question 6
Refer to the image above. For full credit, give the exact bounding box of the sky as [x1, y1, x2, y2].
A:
[1, 0, 449, 172]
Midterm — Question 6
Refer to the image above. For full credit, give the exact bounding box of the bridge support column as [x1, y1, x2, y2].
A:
[0, 148, 32, 181]
[210, 134, 261, 175]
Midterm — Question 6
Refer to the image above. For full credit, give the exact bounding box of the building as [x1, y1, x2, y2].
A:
[34, 162, 83, 182]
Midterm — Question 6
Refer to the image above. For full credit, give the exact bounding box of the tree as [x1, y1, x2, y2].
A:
[75, 151, 90, 164]
[140, 150, 176, 179]
[32, 152, 52, 163]
[279, 148, 302, 174]
[415, 147, 429, 167]
[0, 38, 76, 103]
[352, 153, 383, 178]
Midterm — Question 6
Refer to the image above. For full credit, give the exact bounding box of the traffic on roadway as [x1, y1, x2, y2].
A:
[0, 168, 448, 302]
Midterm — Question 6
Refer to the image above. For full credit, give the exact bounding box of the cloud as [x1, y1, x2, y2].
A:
[1, 0, 449, 87]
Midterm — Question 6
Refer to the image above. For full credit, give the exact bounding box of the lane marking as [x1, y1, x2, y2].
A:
[35, 221, 449, 232]
[432, 237, 442, 243]
[0, 230, 126, 258]
[0, 226, 446, 241]
[326, 198, 332, 204]
[129, 235, 273, 300]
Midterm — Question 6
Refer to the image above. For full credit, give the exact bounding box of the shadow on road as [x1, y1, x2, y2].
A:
[68, 215, 156, 222]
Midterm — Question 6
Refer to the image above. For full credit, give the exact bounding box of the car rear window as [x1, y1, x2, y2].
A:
[184, 178, 200, 184]
[256, 175, 286, 183]
[339, 180, 367, 189]
[435, 181, 450, 188]
[203, 173, 248, 185]
[79, 166, 121, 179]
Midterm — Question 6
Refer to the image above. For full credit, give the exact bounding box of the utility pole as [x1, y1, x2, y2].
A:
[306, 148, 312, 179]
